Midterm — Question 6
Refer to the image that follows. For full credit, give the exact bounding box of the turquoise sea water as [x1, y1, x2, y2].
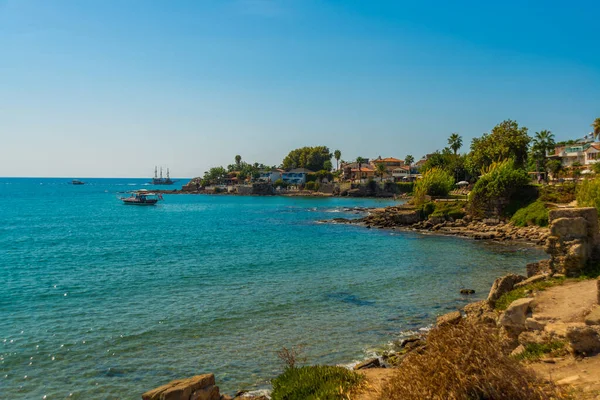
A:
[1, 178, 545, 399]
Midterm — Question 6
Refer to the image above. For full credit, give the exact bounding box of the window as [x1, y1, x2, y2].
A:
[588, 152, 598, 160]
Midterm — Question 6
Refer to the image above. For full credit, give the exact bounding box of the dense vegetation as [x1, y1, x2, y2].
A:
[510, 200, 549, 227]
[468, 160, 530, 216]
[576, 177, 600, 212]
[281, 146, 333, 172]
[271, 366, 363, 400]
[413, 167, 454, 203]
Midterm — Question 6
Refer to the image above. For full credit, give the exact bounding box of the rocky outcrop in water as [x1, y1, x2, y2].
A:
[142, 374, 220, 400]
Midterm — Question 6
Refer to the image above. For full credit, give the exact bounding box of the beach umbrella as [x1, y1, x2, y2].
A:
[456, 181, 469, 186]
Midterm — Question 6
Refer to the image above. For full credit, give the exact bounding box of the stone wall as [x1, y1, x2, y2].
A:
[537, 207, 600, 277]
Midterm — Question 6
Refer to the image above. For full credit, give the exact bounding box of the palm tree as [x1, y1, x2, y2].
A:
[405, 154, 414, 180]
[448, 133, 463, 155]
[375, 162, 387, 182]
[235, 155, 242, 168]
[356, 157, 366, 183]
[593, 118, 600, 141]
[334, 150, 341, 171]
[532, 130, 555, 180]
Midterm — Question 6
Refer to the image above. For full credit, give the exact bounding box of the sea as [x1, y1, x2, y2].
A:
[0, 178, 545, 399]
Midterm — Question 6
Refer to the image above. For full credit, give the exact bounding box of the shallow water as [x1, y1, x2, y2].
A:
[0, 178, 545, 398]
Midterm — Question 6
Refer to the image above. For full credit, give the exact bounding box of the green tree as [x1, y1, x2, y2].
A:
[203, 166, 228, 185]
[414, 167, 454, 204]
[530, 130, 555, 180]
[375, 162, 387, 182]
[572, 161, 582, 182]
[323, 160, 333, 172]
[282, 146, 332, 172]
[468, 120, 531, 174]
[235, 155, 242, 168]
[593, 118, 600, 141]
[448, 133, 463, 155]
[334, 150, 342, 170]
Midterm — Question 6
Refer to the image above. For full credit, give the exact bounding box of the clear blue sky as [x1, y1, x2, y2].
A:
[1, 0, 599, 177]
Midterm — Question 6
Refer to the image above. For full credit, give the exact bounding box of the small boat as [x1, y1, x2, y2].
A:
[120, 190, 163, 206]
[71, 180, 85, 185]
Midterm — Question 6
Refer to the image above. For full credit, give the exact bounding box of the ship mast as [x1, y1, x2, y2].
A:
[154, 166, 158, 179]
[167, 168, 170, 179]
[160, 166, 163, 179]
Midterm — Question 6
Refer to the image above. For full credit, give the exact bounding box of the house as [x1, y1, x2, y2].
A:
[415, 154, 434, 170]
[549, 142, 600, 167]
[282, 168, 313, 185]
[371, 157, 405, 181]
[391, 165, 411, 181]
[341, 161, 375, 182]
[258, 168, 283, 183]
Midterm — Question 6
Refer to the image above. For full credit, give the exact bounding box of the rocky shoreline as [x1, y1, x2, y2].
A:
[323, 205, 550, 246]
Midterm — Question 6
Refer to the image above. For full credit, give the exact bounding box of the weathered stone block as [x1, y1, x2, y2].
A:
[585, 306, 600, 326]
[514, 274, 546, 289]
[499, 298, 535, 336]
[142, 374, 216, 400]
[550, 217, 588, 240]
[353, 357, 381, 370]
[487, 274, 526, 306]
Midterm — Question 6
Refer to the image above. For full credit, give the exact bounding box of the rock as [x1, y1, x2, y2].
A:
[498, 298, 535, 336]
[142, 374, 218, 400]
[353, 357, 381, 370]
[566, 325, 600, 355]
[597, 278, 600, 305]
[514, 274, 546, 289]
[556, 375, 581, 386]
[220, 396, 234, 400]
[191, 386, 220, 400]
[525, 318, 547, 331]
[463, 300, 496, 325]
[460, 289, 475, 295]
[487, 274, 526, 306]
[585, 306, 600, 326]
[510, 344, 526, 357]
[437, 311, 462, 327]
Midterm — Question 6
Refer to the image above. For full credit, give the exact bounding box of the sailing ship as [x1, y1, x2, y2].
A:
[71, 180, 85, 185]
[151, 166, 177, 185]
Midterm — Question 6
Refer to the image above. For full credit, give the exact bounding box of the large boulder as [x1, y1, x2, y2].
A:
[498, 298, 535, 336]
[566, 325, 600, 355]
[142, 374, 219, 400]
[487, 274, 526, 306]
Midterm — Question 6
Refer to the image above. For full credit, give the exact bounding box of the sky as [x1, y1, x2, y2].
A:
[1, 0, 599, 178]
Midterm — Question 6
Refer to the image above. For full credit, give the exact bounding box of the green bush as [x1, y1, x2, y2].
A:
[414, 168, 454, 203]
[539, 183, 576, 203]
[577, 177, 600, 213]
[510, 201, 549, 227]
[417, 202, 436, 219]
[396, 182, 414, 194]
[271, 366, 363, 400]
[469, 160, 530, 217]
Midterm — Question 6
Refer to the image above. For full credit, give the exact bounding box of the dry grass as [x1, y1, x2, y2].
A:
[380, 321, 569, 400]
